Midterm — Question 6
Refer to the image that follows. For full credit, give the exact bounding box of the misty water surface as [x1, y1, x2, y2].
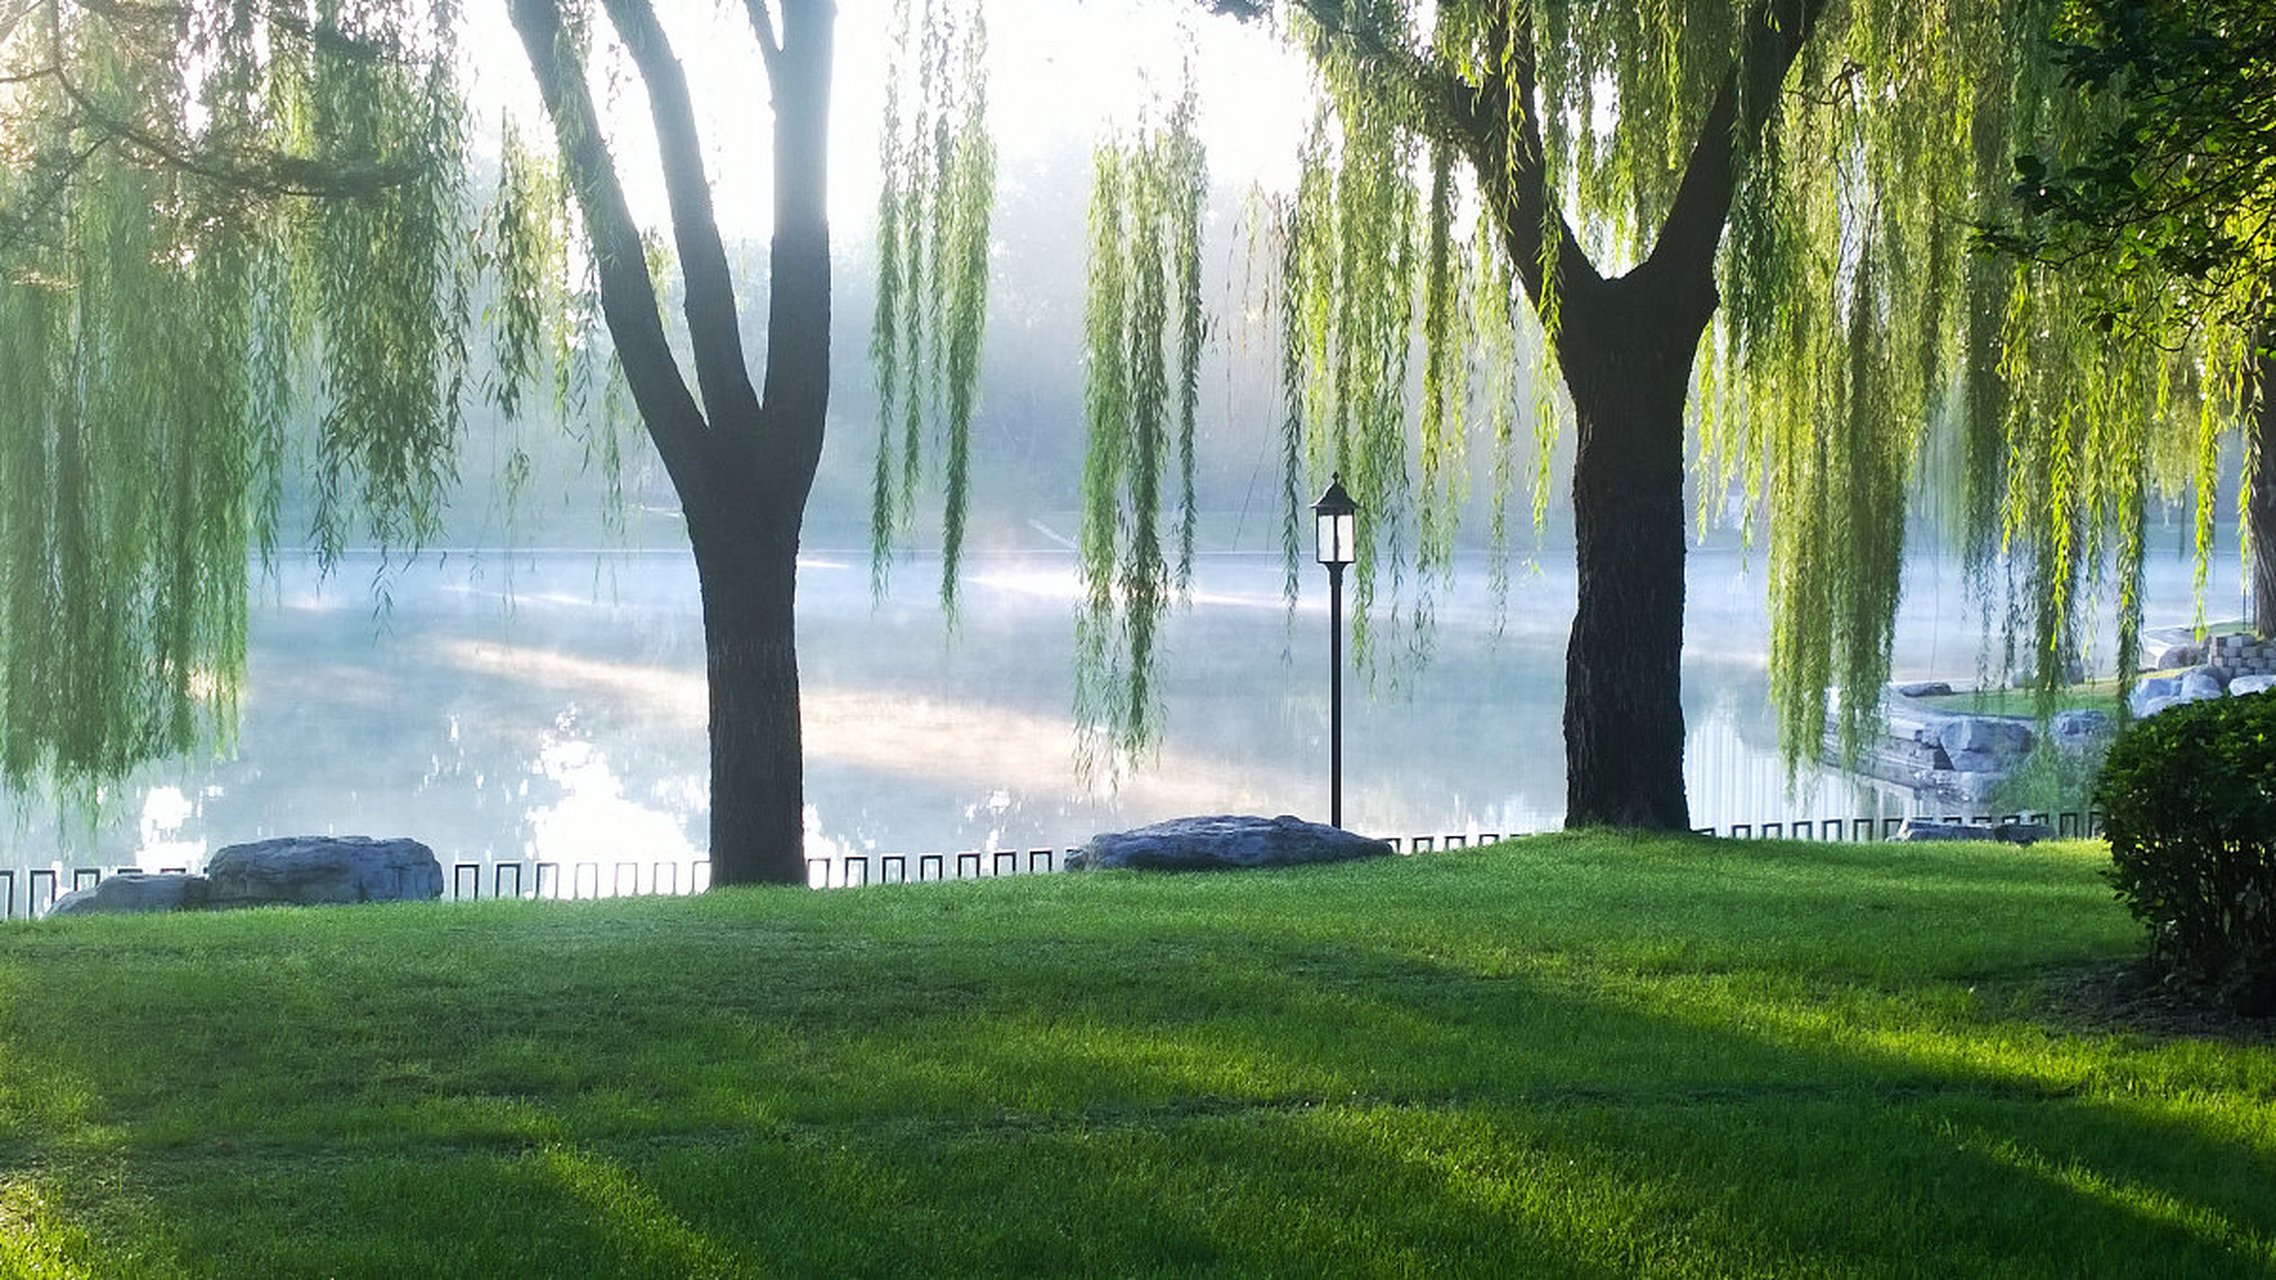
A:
[0, 541, 2237, 903]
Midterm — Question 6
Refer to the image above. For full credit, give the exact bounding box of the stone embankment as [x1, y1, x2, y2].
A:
[1832, 625, 2274, 803]
[2127, 627, 2276, 719]
[1834, 683, 2108, 804]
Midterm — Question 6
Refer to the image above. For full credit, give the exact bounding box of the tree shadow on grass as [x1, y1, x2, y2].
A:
[3, 921, 2273, 1275]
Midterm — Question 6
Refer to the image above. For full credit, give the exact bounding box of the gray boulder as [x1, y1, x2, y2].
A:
[2050, 709, 2112, 749]
[1069, 814, 1393, 872]
[2230, 674, 2276, 696]
[2147, 640, 2205, 669]
[2179, 667, 2227, 701]
[1942, 749, 2007, 774]
[46, 872, 211, 917]
[1894, 681, 1952, 698]
[205, 836, 443, 908]
[2132, 693, 2184, 720]
[2128, 677, 2182, 718]
[1938, 716, 2032, 759]
[1893, 819, 2053, 845]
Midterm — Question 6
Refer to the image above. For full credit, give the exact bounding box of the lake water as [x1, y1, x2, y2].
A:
[0, 541, 2236, 907]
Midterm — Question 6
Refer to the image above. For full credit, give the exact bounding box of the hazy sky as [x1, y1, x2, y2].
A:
[462, 0, 1316, 242]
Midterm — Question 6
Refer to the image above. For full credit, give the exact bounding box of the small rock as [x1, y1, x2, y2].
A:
[2049, 709, 2112, 753]
[2050, 708, 2111, 740]
[1894, 819, 1987, 842]
[1069, 814, 1393, 872]
[1993, 821, 2055, 845]
[1892, 819, 2051, 845]
[1894, 681, 1952, 698]
[46, 872, 211, 917]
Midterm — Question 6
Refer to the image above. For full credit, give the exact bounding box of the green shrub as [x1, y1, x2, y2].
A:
[2097, 690, 2276, 1015]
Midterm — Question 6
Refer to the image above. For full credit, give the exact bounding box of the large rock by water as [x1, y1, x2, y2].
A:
[1069, 815, 1393, 872]
[1937, 716, 2033, 759]
[47, 872, 211, 917]
[205, 836, 443, 908]
[2126, 663, 2271, 719]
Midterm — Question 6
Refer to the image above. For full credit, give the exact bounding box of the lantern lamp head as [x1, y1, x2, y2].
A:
[1313, 474, 1358, 569]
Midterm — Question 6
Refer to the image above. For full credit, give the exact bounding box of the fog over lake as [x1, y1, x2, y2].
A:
[0, 539, 2239, 900]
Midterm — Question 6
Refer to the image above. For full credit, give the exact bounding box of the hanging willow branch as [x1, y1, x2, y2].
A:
[1074, 78, 1208, 781]
[0, 0, 473, 796]
[870, 0, 994, 615]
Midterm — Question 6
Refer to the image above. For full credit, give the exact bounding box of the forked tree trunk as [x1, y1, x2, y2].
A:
[509, 0, 833, 887]
[1448, 0, 1823, 832]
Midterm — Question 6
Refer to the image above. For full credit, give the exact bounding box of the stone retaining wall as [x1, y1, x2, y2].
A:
[2206, 632, 2276, 678]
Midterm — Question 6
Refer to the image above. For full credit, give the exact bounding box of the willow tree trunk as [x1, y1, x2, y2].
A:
[687, 479, 810, 885]
[1556, 260, 1711, 830]
[1446, 0, 1824, 832]
[510, 0, 833, 886]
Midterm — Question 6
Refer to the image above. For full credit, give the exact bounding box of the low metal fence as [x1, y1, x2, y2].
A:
[0, 808, 2112, 917]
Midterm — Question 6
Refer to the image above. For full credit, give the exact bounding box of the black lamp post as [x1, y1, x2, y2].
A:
[1313, 474, 1358, 829]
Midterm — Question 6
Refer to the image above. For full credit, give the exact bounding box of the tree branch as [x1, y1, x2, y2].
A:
[506, 0, 711, 490]
[1269, 0, 1599, 313]
[599, 0, 763, 429]
[1649, 0, 1834, 294]
[752, 0, 833, 492]
[740, 0, 783, 82]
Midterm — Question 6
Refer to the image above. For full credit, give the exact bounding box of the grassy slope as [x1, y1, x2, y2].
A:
[1912, 681, 2130, 718]
[1, 834, 2270, 1278]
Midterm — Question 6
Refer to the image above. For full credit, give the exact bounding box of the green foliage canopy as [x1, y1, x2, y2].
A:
[1986, 0, 2276, 647]
[0, 0, 468, 792]
[1084, 0, 2268, 784]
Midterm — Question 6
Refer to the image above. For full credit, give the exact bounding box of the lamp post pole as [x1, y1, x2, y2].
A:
[1313, 474, 1358, 831]
[1328, 557, 1344, 829]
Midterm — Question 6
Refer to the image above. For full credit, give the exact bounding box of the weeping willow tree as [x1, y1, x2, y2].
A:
[1105, 0, 2244, 829]
[0, 0, 467, 794]
[1985, 0, 2276, 651]
[1, 0, 995, 886]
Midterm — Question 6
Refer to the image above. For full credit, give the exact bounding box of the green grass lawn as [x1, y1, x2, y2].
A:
[2, 834, 2271, 1277]
[1912, 680, 2132, 718]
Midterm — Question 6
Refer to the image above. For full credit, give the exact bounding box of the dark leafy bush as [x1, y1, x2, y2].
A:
[2097, 689, 2276, 1015]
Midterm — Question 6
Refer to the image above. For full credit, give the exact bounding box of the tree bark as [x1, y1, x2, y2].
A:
[687, 477, 809, 885]
[686, 0, 832, 886]
[1556, 261, 1713, 830]
[1466, 2, 1815, 830]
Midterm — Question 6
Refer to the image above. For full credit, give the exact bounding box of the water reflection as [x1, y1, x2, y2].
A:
[1, 544, 2210, 902]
